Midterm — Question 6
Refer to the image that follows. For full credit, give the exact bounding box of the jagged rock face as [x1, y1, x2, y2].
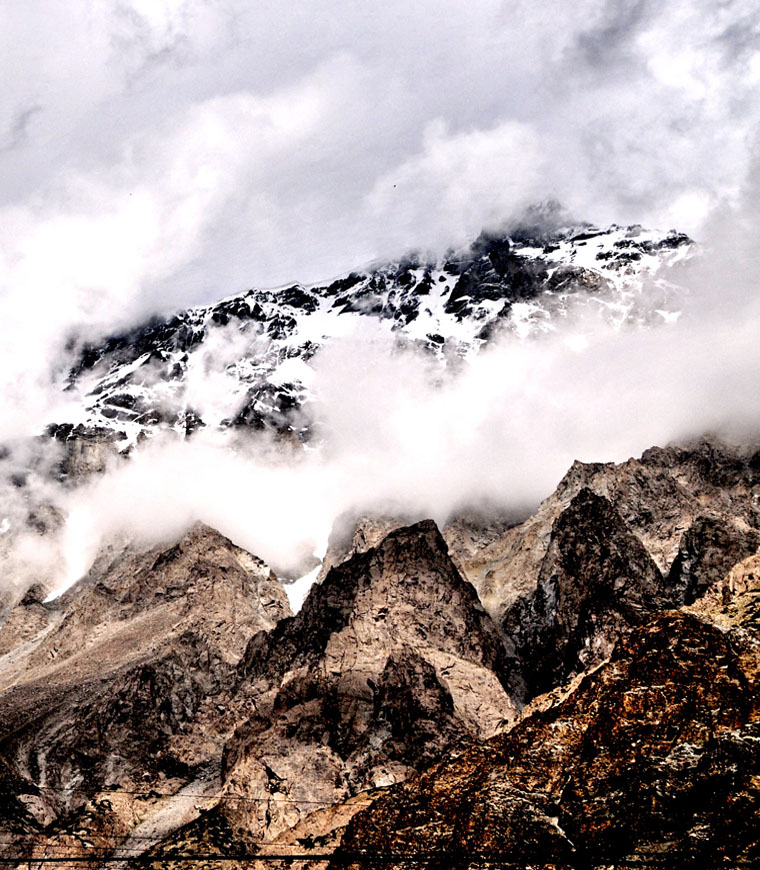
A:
[212, 520, 519, 844]
[45, 423, 128, 481]
[317, 442, 760, 706]
[475, 440, 759, 605]
[306, 440, 760, 717]
[667, 513, 760, 605]
[317, 511, 519, 586]
[0, 524, 290, 844]
[315, 514, 408, 584]
[334, 574, 760, 869]
[53, 220, 692, 446]
[502, 488, 669, 698]
[1, 440, 758, 866]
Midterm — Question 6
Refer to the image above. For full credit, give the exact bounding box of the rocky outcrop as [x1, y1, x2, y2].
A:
[319, 442, 760, 705]
[667, 513, 760, 604]
[0, 524, 290, 853]
[317, 511, 519, 589]
[46, 423, 128, 481]
[457, 439, 760, 699]
[2, 439, 759, 866]
[502, 487, 670, 697]
[203, 520, 520, 845]
[334, 564, 760, 868]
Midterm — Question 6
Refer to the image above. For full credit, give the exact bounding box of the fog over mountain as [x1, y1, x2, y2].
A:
[1, 0, 760, 588]
[3, 7, 760, 866]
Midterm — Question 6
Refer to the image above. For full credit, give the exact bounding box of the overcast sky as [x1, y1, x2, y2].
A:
[1, 0, 759, 429]
[2, 0, 760, 584]
[3, 1, 760, 297]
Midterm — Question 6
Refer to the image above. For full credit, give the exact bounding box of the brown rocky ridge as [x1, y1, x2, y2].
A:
[0, 523, 290, 859]
[333, 554, 760, 868]
[0, 438, 758, 867]
[147, 519, 520, 852]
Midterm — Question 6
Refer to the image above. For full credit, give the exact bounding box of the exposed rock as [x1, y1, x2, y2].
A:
[667, 514, 760, 604]
[317, 510, 519, 587]
[476, 440, 757, 607]
[316, 441, 760, 707]
[334, 567, 760, 868]
[468, 440, 760, 692]
[46, 423, 128, 482]
[3, 438, 758, 865]
[0, 524, 290, 855]
[212, 520, 520, 844]
[502, 487, 670, 697]
[316, 514, 407, 583]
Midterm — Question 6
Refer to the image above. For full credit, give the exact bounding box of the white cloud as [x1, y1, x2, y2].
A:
[367, 119, 543, 251]
[1, 0, 760, 592]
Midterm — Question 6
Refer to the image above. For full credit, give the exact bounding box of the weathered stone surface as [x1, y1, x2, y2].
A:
[474, 438, 760, 619]
[215, 520, 519, 844]
[334, 568, 760, 868]
[667, 513, 760, 604]
[0, 524, 290, 854]
[3, 438, 759, 865]
[502, 487, 669, 697]
[458, 440, 760, 702]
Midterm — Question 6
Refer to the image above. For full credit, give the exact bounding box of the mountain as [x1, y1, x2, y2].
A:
[50, 217, 692, 451]
[4, 212, 760, 865]
[119, 520, 519, 854]
[0, 438, 757, 864]
[333, 555, 760, 869]
[306, 439, 760, 702]
[0, 525, 290, 857]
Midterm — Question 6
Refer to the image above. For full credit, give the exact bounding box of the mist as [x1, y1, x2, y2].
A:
[40, 235, 759, 592]
[1, 1, 760, 593]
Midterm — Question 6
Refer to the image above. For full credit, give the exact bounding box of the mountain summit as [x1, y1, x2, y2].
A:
[53, 219, 692, 450]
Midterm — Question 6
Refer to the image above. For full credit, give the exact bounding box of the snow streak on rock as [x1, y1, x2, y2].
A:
[55, 221, 692, 449]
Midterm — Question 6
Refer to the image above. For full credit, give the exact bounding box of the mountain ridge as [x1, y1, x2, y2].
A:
[50, 218, 693, 451]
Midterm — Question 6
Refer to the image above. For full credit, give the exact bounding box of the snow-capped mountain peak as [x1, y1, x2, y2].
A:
[52, 219, 693, 450]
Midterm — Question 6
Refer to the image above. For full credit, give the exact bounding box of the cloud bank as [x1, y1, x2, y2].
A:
[1, 1, 759, 591]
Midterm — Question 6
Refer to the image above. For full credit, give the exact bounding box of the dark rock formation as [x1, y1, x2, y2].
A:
[463, 439, 760, 702]
[334, 569, 760, 869]
[502, 487, 669, 697]
[667, 513, 760, 604]
[205, 521, 520, 844]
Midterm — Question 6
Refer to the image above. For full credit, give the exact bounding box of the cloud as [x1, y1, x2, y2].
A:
[0, 104, 42, 154]
[1, 0, 760, 593]
[367, 119, 543, 251]
[37, 239, 760, 594]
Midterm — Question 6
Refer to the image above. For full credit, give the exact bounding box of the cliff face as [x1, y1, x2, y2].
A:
[334, 562, 760, 869]
[501, 487, 669, 698]
[1, 440, 759, 866]
[487, 441, 760, 699]
[315, 441, 760, 703]
[0, 524, 290, 851]
[208, 520, 519, 843]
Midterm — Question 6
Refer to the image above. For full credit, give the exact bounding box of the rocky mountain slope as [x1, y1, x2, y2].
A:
[324, 439, 760, 700]
[51, 215, 692, 449]
[0, 437, 758, 865]
[333, 555, 760, 869]
[114, 520, 521, 857]
[0, 525, 290, 857]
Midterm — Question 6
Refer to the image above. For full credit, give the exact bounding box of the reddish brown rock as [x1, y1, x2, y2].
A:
[333, 575, 760, 868]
